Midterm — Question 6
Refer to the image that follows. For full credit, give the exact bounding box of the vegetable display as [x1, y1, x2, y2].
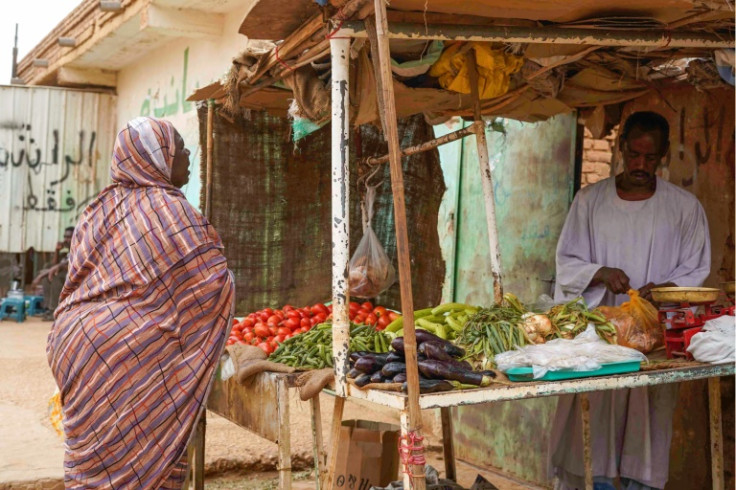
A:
[385, 303, 478, 340]
[547, 298, 617, 343]
[227, 301, 396, 355]
[348, 329, 497, 392]
[269, 322, 391, 369]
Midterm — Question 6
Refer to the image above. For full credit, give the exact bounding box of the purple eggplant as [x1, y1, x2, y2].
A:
[387, 351, 405, 363]
[392, 372, 407, 383]
[417, 360, 493, 387]
[414, 331, 465, 357]
[401, 379, 454, 394]
[418, 341, 473, 369]
[381, 362, 406, 378]
[354, 373, 372, 387]
[370, 371, 385, 384]
[354, 355, 388, 374]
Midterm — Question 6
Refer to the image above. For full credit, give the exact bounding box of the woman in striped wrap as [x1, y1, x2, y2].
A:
[47, 117, 234, 488]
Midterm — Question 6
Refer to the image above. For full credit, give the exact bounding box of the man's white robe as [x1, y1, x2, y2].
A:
[550, 176, 711, 489]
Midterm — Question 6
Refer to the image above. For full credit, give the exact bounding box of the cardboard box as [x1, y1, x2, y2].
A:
[332, 420, 400, 490]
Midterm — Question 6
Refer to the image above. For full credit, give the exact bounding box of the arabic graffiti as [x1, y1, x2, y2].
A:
[0, 123, 99, 213]
[139, 47, 198, 118]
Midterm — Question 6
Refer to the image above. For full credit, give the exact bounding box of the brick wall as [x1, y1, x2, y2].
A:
[581, 127, 617, 186]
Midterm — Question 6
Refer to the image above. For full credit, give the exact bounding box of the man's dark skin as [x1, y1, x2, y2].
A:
[171, 131, 191, 188]
[589, 125, 676, 301]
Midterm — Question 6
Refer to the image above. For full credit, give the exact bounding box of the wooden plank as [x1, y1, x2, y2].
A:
[323, 396, 345, 489]
[440, 407, 457, 481]
[205, 100, 214, 219]
[371, 2, 427, 487]
[311, 397, 327, 488]
[580, 394, 593, 490]
[57, 67, 117, 87]
[277, 376, 292, 490]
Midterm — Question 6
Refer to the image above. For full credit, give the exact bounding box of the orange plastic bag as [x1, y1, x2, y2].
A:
[598, 289, 664, 353]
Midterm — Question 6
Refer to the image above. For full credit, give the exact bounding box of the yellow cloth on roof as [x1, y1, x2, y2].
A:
[429, 42, 523, 99]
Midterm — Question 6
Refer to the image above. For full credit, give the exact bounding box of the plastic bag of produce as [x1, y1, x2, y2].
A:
[495, 324, 646, 379]
[349, 180, 396, 298]
[598, 289, 664, 353]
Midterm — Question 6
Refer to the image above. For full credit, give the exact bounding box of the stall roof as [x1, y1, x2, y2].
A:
[190, 0, 734, 126]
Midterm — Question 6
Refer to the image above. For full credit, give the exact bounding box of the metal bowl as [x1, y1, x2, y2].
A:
[650, 287, 721, 304]
[722, 282, 735, 295]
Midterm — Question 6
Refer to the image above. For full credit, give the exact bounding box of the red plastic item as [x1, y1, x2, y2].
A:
[659, 301, 735, 360]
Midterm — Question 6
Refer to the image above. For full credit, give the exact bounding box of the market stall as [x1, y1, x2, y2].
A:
[188, 0, 735, 488]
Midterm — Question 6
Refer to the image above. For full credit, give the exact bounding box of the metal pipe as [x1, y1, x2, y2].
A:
[363, 122, 481, 166]
[337, 21, 735, 48]
[330, 37, 351, 398]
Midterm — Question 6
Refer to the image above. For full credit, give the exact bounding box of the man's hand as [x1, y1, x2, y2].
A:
[639, 282, 677, 302]
[592, 267, 631, 295]
[55, 241, 65, 252]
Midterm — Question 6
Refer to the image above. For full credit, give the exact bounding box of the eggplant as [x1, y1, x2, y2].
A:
[401, 379, 454, 394]
[347, 367, 361, 379]
[381, 362, 406, 378]
[392, 372, 407, 383]
[414, 330, 465, 357]
[417, 360, 493, 387]
[354, 373, 372, 387]
[370, 371, 385, 384]
[350, 351, 370, 362]
[354, 355, 388, 374]
[386, 351, 405, 363]
[418, 341, 472, 369]
[391, 337, 406, 353]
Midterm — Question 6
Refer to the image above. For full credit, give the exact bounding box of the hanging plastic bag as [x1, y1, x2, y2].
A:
[348, 172, 396, 298]
[598, 289, 664, 353]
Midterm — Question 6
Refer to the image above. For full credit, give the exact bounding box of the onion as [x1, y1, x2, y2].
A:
[523, 313, 554, 337]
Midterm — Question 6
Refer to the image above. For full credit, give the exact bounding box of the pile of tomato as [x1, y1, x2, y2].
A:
[227, 301, 399, 354]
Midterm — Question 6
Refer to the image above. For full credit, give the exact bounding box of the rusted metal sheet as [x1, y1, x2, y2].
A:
[207, 372, 298, 443]
[0, 85, 116, 252]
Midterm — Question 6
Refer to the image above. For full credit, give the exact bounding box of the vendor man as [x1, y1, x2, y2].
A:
[31, 226, 74, 320]
[550, 111, 711, 489]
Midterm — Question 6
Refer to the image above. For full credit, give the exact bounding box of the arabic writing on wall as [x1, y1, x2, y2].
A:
[0, 122, 99, 214]
[139, 48, 198, 118]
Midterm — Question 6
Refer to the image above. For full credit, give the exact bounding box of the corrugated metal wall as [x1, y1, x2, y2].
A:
[0, 86, 116, 252]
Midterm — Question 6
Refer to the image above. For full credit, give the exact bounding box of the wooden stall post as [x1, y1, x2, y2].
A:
[466, 52, 504, 304]
[709, 377, 724, 490]
[325, 36, 351, 490]
[277, 376, 292, 490]
[580, 393, 593, 490]
[440, 407, 457, 481]
[372, 1, 426, 488]
[205, 98, 215, 220]
[310, 397, 327, 488]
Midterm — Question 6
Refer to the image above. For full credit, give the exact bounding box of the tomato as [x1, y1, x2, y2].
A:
[285, 333, 293, 340]
[388, 311, 399, 321]
[286, 310, 300, 320]
[241, 317, 254, 328]
[310, 317, 320, 327]
[299, 327, 309, 334]
[263, 308, 273, 315]
[377, 315, 391, 329]
[226, 339, 235, 345]
[327, 305, 333, 313]
[244, 332, 255, 342]
[274, 334, 286, 343]
[254, 324, 270, 338]
[300, 307, 313, 317]
[257, 342, 272, 354]
[349, 301, 361, 311]
[373, 306, 387, 317]
[270, 340, 280, 350]
[300, 318, 311, 328]
[268, 326, 278, 336]
[242, 326, 253, 335]
[365, 313, 378, 326]
[354, 314, 366, 325]
[283, 318, 299, 330]
[267, 315, 280, 327]
[283, 304, 294, 312]
[259, 311, 270, 322]
[277, 326, 291, 337]
[310, 304, 326, 315]
[313, 313, 327, 324]
[361, 301, 373, 311]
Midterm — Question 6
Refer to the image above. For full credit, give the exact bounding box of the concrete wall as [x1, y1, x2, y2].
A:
[115, 4, 253, 206]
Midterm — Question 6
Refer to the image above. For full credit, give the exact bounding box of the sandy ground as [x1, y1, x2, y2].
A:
[0, 318, 534, 489]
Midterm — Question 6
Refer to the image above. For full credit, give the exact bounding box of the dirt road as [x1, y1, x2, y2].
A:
[0, 318, 531, 489]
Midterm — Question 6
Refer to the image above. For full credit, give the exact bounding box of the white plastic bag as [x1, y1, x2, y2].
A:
[687, 315, 735, 363]
[348, 178, 396, 298]
[496, 324, 647, 378]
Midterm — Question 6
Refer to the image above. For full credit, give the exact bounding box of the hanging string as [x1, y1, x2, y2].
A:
[274, 44, 294, 72]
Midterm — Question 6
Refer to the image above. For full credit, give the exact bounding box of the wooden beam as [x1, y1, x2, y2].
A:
[338, 21, 735, 48]
[57, 37, 77, 47]
[99, 1, 122, 12]
[57, 66, 116, 87]
[140, 5, 224, 38]
[363, 122, 481, 166]
[372, 1, 427, 488]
